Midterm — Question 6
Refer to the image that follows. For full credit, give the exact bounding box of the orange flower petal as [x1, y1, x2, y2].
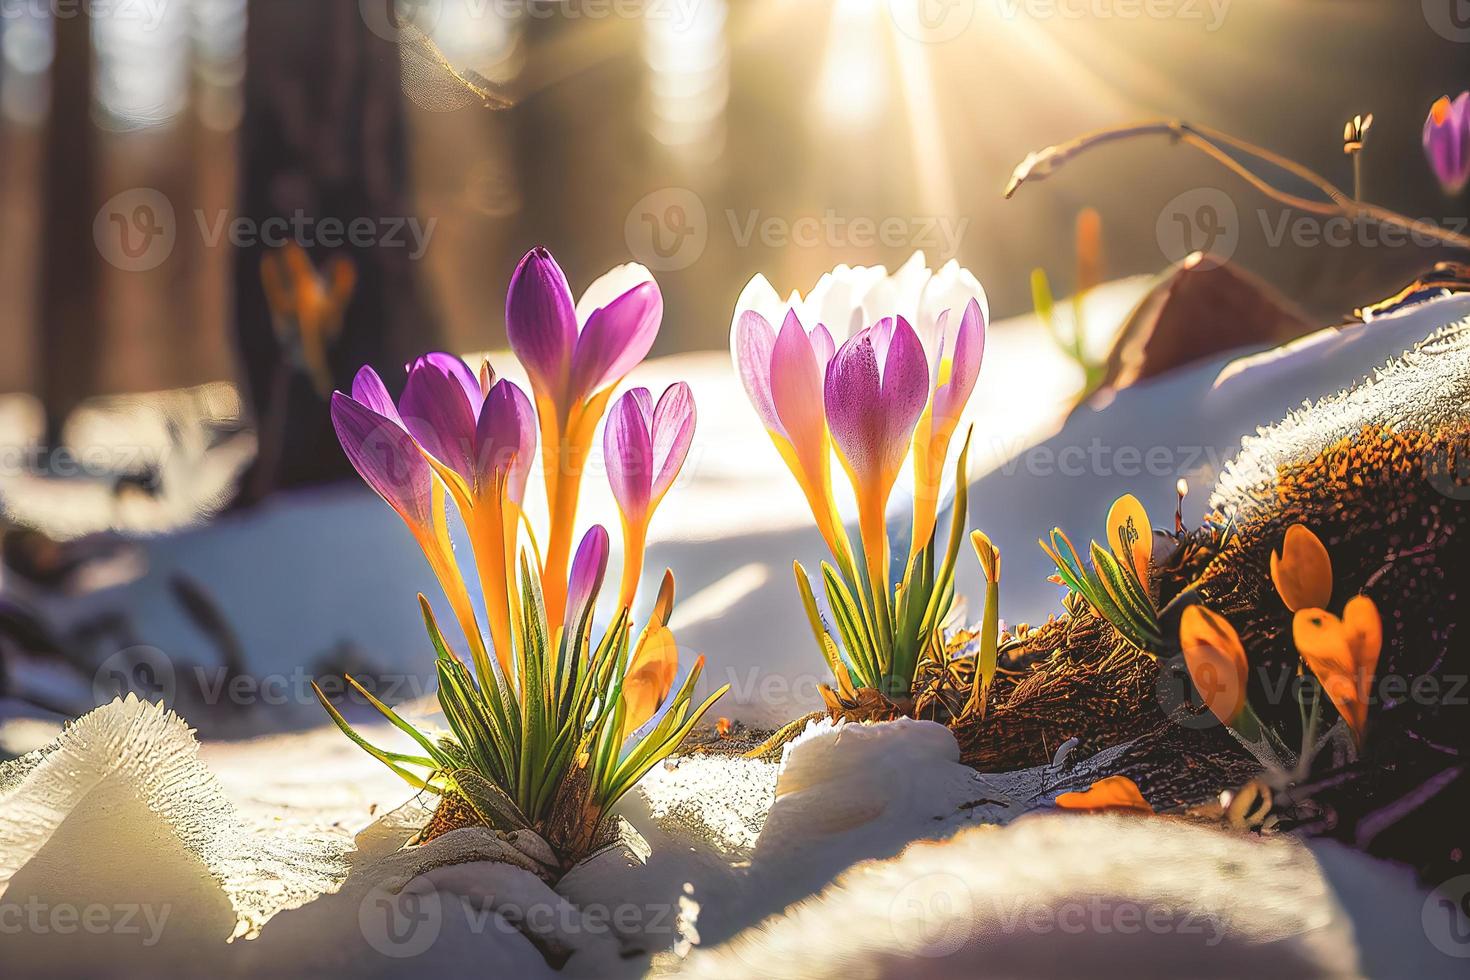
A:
[1055, 776, 1153, 814]
[1341, 595, 1383, 680]
[1179, 605, 1249, 726]
[1293, 605, 1376, 748]
[1431, 95, 1451, 126]
[1107, 494, 1152, 587]
[1270, 524, 1333, 612]
[621, 626, 680, 739]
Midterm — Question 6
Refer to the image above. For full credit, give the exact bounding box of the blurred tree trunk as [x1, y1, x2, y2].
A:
[234, 0, 441, 503]
[38, 7, 100, 450]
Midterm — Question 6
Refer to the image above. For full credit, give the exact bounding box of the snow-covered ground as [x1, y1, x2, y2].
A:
[1, 697, 1462, 977]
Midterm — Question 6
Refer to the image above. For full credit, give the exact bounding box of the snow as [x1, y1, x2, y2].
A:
[2, 696, 1457, 977]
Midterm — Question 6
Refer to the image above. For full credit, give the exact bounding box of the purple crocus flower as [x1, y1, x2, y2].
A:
[603, 383, 696, 609]
[332, 354, 538, 680]
[331, 366, 490, 675]
[505, 246, 663, 632]
[731, 309, 848, 561]
[563, 524, 610, 638]
[824, 316, 930, 591]
[1424, 93, 1470, 196]
[396, 354, 536, 506]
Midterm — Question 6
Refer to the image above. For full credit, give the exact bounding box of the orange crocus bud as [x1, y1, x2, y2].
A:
[1179, 605, 1249, 727]
[1292, 596, 1382, 748]
[1270, 524, 1333, 612]
[1055, 775, 1153, 814]
[1107, 493, 1152, 588]
[620, 627, 681, 742]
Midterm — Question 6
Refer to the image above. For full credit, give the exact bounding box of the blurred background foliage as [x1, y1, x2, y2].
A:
[0, 0, 1463, 430]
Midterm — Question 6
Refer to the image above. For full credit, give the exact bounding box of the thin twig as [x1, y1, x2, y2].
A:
[1005, 119, 1470, 251]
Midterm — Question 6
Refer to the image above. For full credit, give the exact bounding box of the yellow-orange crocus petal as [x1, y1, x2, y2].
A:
[1107, 493, 1153, 589]
[1271, 524, 1333, 612]
[1293, 597, 1382, 748]
[1179, 605, 1249, 727]
[1055, 776, 1154, 814]
[621, 626, 680, 741]
[649, 569, 675, 629]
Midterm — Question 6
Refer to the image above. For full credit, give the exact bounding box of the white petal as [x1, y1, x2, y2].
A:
[731, 272, 789, 332]
[576, 262, 655, 324]
[917, 260, 989, 357]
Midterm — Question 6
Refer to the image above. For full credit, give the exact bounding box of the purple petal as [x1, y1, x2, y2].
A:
[563, 524, 610, 631]
[769, 312, 827, 464]
[877, 317, 932, 462]
[350, 366, 401, 425]
[569, 281, 663, 402]
[810, 323, 836, 369]
[604, 389, 655, 524]
[475, 379, 538, 503]
[824, 329, 886, 487]
[411, 352, 483, 412]
[824, 318, 929, 488]
[650, 383, 696, 502]
[869, 316, 897, 364]
[732, 310, 782, 435]
[627, 386, 654, 426]
[933, 299, 986, 424]
[400, 358, 478, 481]
[506, 247, 578, 395]
[1424, 92, 1470, 194]
[331, 391, 432, 529]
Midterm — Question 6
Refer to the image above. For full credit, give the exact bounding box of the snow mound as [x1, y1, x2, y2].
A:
[0, 695, 347, 941]
[678, 811, 1447, 979]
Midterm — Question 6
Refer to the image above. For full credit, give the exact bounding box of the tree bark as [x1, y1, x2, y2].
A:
[38, 7, 101, 451]
[234, 0, 441, 501]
